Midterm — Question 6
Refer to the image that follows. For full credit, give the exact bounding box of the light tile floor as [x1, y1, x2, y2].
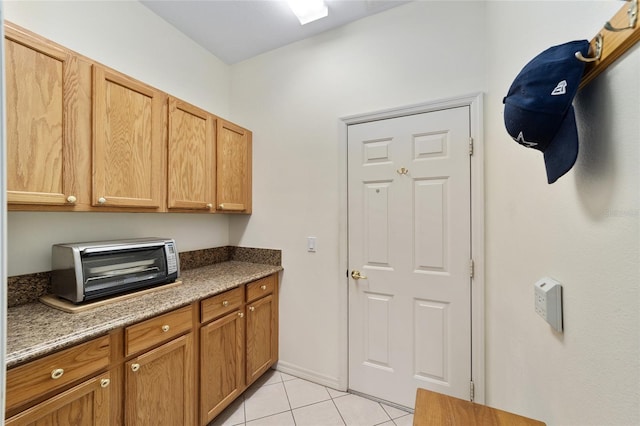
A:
[209, 370, 414, 426]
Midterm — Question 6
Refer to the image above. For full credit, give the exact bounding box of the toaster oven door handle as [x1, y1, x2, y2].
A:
[82, 242, 164, 255]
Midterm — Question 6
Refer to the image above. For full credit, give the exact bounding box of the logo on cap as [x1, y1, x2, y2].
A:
[515, 131, 538, 148]
[551, 80, 567, 96]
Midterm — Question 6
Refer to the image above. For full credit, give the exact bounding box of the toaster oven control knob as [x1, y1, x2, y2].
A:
[161, 325, 170, 332]
[97, 197, 107, 205]
[66, 195, 77, 204]
[51, 368, 64, 380]
[131, 363, 140, 372]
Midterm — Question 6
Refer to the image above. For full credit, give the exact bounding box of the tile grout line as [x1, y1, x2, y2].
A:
[279, 374, 298, 426]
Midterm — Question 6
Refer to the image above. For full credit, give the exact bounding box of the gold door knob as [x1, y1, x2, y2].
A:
[66, 195, 77, 204]
[222, 300, 229, 307]
[397, 167, 409, 175]
[351, 270, 368, 280]
[51, 368, 64, 379]
[100, 378, 110, 388]
[260, 285, 267, 291]
[249, 306, 255, 312]
[131, 363, 140, 372]
[161, 325, 170, 332]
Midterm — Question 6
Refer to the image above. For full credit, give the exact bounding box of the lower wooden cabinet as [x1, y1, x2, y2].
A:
[200, 274, 279, 425]
[125, 333, 194, 426]
[246, 277, 279, 386]
[200, 310, 245, 424]
[5, 371, 113, 426]
[5, 273, 279, 426]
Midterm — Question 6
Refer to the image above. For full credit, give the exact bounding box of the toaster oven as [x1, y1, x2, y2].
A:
[51, 237, 179, 304]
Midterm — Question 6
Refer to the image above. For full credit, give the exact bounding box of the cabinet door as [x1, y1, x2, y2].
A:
[125, 334, 194, 426]
[5, 372, 112, 426]
[92, 66, 166, 209]
[200, 310, 245, 424]
[246, 294, 278, 385]
[167, 97, 216, 211]
[5, 25, 81, 207]
[216, 120, 252, 213]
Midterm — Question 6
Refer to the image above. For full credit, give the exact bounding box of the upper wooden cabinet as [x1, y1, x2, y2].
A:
[5, 22, 253, 215]
[167, 97, 216, 212]
[92, 66, 167, 210]
[4, 24, 91, 209]
[216, 120, 252, 214]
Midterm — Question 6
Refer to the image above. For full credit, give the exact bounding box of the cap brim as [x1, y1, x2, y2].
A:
[543, 105, 579, 184]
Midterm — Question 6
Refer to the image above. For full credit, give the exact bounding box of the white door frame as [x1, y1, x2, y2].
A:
[337, 92, 485, 403]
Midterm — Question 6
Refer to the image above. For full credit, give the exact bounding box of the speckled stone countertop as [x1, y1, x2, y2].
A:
[6, 261, 282, 369]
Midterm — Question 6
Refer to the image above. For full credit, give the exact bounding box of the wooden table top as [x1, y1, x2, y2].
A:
[413, 389, 546, 426]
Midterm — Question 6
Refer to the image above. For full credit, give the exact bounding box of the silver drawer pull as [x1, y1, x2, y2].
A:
[161, 325, 170, 332]
[51, 368, 64, 380]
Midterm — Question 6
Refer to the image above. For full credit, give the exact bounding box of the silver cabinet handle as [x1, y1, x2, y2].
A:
[66, 195, 77, 204]
[100, 378, 110, 388]
[97, 197, 107, 204]
[161, 325, 170, 332]
[131, 363, 140, 372]
[51, 368, 64, 380]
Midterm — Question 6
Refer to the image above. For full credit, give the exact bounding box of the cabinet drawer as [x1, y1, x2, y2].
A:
[125, 305, 192, 357]
[201, 287, 243, 324]
[246, 275, 276, 303]
[5, 335, 110, 412]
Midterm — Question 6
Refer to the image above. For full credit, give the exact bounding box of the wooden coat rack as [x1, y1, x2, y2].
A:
[578, 0, 640, 89]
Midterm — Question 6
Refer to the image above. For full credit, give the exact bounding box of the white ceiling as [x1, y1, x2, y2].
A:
[141, 0, 411, 64]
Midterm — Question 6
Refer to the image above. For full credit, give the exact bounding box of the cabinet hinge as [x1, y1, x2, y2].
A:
[469, 137, 474, 155]
[469, 259, 475, 279]
[470, 381, 475, 401]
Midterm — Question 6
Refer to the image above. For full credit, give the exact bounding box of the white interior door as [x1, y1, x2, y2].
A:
[348, 106, 472, 408]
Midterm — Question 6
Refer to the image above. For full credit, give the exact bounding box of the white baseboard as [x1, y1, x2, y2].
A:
[274, 360, 346, 392]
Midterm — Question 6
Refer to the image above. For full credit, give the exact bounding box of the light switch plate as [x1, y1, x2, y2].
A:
[534, 277, 563, 332]
[307, 237, 316, 252]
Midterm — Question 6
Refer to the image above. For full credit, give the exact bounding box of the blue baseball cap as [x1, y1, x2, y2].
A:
[503, 40, 589, 184]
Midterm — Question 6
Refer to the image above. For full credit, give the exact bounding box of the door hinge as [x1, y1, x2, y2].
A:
[470, 381, 475, 401]
[469, 259, 475, 279]
[469, 137, 474, 156]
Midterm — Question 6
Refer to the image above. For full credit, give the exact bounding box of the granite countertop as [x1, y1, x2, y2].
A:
[6, 261, 283, 368]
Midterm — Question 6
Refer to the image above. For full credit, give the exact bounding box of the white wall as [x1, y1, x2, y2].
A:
[228, 0, 487, 392]
[229, 1, 639, 425]
[485, 2, 639, 425]
[4, 0, 232, 276]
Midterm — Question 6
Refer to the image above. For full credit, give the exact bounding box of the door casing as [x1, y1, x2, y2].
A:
[338, 92, 485, 403]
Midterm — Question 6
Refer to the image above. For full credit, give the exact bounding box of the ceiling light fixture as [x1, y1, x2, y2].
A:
[287, 0, 328, 25]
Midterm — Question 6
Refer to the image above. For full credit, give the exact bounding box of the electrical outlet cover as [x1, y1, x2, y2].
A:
[534, 277, 563, 332]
